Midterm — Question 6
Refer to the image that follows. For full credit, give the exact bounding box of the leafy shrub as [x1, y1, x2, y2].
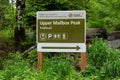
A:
[88, 38, 120, 77]
[0, 52, 99, 80]
[27, 49, 37, 66]
[0, 52, 34, 80]
[0, 28, 14, 40]
[0, 28, 14, 46]
[87, 38, 110, 68]
[1, 45, 120, 80]
[21, 32, 36, 51]
[42, 56, 71, 80]
[103, 49, 120, 77]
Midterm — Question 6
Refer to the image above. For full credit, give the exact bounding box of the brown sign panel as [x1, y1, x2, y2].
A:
[37, 11, 86, 52]
[38, 19, 85, 43]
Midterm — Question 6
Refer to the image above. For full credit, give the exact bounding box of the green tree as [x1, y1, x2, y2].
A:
[0, 0, 9, 7]
[25, 0, 89, 29]
[0, 0, 9, 29]
[87, 0, 120, 31]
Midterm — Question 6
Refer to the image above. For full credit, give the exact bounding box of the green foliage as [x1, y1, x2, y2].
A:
[1, 48, 120, 80]
[27, 49, 37, 66]
[103, 49, 120, 77]
[0, 28, 14, 49]
[43, 56, 71, 79]
[0, 0, 9, 7]
[25, 0, 89, 28]
[87, 0, 120, 31]
[88, 38, 110, 68]
[21, 37, 36, 50]
[88, 38, 120, 78]
[0, 28, 14, 40]
[0, 52, 80, 80]
[4, 5, 16, 28]
[24, 0, 120, 31]
[0, 1, 16, 30]
[0, 52, 33, 80]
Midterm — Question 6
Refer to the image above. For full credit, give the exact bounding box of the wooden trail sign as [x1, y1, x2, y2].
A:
[37, 11, 86, 70]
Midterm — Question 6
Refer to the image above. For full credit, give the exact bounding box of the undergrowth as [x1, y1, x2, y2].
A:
[0, 38, 120, 80]
[87, 38, 120, 78]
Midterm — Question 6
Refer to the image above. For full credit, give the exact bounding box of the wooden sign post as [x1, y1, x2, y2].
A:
[37, 11, 86, 70]
[81, 52, 86, 70]
[37, 52, 43, 69]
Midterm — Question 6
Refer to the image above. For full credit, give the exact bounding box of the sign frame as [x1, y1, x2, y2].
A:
[36, 10, 86, 52]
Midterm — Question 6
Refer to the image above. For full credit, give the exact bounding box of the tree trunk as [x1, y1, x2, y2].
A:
[14, 0, 25, 52]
